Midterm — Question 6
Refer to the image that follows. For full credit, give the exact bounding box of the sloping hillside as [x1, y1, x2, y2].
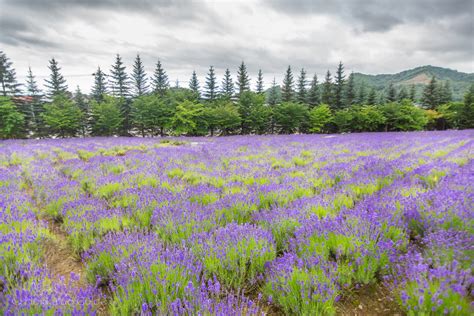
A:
[354, 66, 474, 100]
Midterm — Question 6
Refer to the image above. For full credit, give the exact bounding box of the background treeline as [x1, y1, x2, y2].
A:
[0, 51, 473, 139]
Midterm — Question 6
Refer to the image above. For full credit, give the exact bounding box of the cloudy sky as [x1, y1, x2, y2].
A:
[1, 0, 473, 92]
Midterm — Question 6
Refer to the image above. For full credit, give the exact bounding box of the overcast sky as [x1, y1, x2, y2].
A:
[1, 0, 473, 93]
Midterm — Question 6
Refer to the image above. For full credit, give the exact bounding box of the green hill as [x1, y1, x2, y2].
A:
[353, 65, 474, 101]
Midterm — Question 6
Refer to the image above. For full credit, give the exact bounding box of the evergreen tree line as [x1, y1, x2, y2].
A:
[0, 51, 473, 139]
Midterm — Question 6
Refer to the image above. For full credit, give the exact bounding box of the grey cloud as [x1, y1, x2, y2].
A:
[263, 0, 472, 32]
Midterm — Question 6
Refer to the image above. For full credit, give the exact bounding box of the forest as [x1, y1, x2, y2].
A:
[1, 51, 473, 139]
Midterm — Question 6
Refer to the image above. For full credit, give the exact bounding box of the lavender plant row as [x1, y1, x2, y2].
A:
[0, 131, 472, 315]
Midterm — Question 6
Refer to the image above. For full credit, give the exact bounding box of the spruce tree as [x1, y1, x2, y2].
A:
[459, 84, 474, 129]
[236, 61, 250, 97]
[296, 68, 307, 104]
[281, 66, 294, 102]
[204, 66, 217, 101]
[321, 70, 333, 107]
[92, 67, 107, 102]
[189, 71, 200, 98]
[152, 60, 169, 96]
[74, 86, 89, 136]
[267, 77, 280, 106]
[25, 67, 43, 136]
[256, 69, 264, 94]
[132, 54, 148, 97]
[397, 86, 409, 101]
[334, 62, 345, 109]
[109, 54, 129, 98]
[421, 76, 440, 109]
[109, 54, 130, 134]
[386, 83, 397, 102]
[221, 68, 234, 97]
[356, 83, 367, 105]
[307, 74, 320, 107]
[0, 51, 21, 97]
[367, 88, 377, 105]
[45, 58, 68, 97]
[439, 81, 453, 104]
[344, 73, 356, 107]
[409, 84, 417, 102]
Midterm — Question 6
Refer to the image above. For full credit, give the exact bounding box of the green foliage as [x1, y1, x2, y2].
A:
[437, 102, 463, 129]
[131, 94, 174, 136]
[86, 251, 117, 285]
[238, 91, 270, 134]
[199, 237, 276, 290]
[273, 102, 309, 134]
[381, 100, 428, 131]
[350, 105, 386, 132]
[96, 182, 122, 200]
[299, 230, 389, 286]
[459, 84, 474, 129]
[333, 109, 353, 133]
[263, 265, 338, 315]
[41, 94, 83, 137]
[90, 95, 123, 136]
[309, 103, 332, 133]
[171, 100, 207, 136]
[110, 262, 196, 315]
[205, 101, 241, 135]
[270, 218, 300, 254]
[398, 279, 472, 316]
[0, 97, 25, 139]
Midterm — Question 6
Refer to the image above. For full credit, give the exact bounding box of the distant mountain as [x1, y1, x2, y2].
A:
[354, 65, 474, 101]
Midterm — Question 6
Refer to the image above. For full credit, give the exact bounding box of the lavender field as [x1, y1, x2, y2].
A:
[1, 131, 473, 315]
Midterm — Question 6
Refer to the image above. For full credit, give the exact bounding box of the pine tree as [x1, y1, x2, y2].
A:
[24, 67, 43, 136]
[152, 60, 169, 96]
[321, 70, 333, 107]
[421, 76, 440, 109]
[397, 86, 409, 101]
[356, 83, 367, 105]
[307, 74, 320, 107]
[132, 54, 148, 97]
[92, 67, 107, 102]
[367, 88, 377, 105]
[74, 86, 89, 136]
[296, 68, 307, 104]
[189, 71, 200, 98]
[281, 66, 294, 102]
[221, 68, 234, 97]
[439, 81, 453, 104]
[256, 69, 264, 94]
[109, 54, 130, 134]
[0, 51, 21, 96]
[409, 84, 417, 102]
[109, 54, 129, 98]
[204, 66, 217, 101]
[45, 58, 68, 97]
[344, 73, 356, 107]
[267, 77, 280, 106]
[236, 61, 250, 97]
[459, 84, 474, 129]
[334, 62, 345, 109]
[386, 83, 397, 102]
